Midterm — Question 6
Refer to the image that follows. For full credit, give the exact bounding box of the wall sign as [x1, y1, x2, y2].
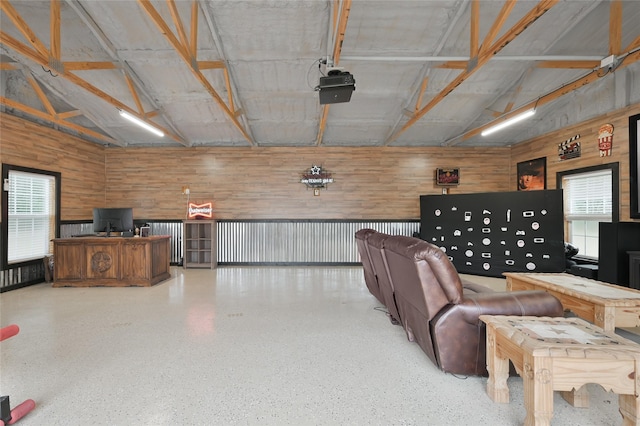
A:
[300, 165, 333, 190]
[598, 123, 614, 157]
[436, 168, 460, 186]
[188, 202, 213, 219]
[558, 134, 581, 160]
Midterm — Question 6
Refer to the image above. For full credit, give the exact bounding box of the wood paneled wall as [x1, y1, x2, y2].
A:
[3, 104, 639, 222]
[105, 146, 510, 220]
[510, 104, 640, 222]
[0, 113, 105, 221]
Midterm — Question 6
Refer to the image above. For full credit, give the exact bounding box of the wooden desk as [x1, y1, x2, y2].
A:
[480, 315, 640, 426]
[53, 236, 171, 287]
[504, 272, 640, 332]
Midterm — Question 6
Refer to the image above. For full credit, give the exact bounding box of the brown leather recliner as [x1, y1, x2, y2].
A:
[355, 228, 383, 304]
[365, 231, 401, 324]
[382, 234, 564, 376]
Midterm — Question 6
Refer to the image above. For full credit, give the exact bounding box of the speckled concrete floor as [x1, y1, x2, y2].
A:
[0, 267, 625, 425]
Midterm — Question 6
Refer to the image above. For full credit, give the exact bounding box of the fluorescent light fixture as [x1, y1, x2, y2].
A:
[118, 110, 164, 137]
[481, 109, 535, 137]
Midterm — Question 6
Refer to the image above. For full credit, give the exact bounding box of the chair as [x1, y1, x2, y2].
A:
[382, 235, 564, 376]
[365, 231, 401, 325]
[355, 228, 384, 305]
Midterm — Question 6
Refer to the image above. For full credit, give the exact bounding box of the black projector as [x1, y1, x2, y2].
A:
[318, 71, 355, 105]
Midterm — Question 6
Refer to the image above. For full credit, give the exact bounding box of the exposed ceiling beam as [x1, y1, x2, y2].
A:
[198, 1, 255, 144]
[446, 50, 640, 146]
[0, 0, 49, 58]
[387, 0, 560, 144]
[477, 0, 516, 57]
[470, 0, 479, 57]
[384, 0, 468, 144]
[137, 0, 253, 145]
[50, 0, 60, 62]
[0, 29, 184, 145]
[609, 0, 622, 56]
[64, 0, 188, 145]
[0, 96, 119, 145]
[316, 0, 351, 146]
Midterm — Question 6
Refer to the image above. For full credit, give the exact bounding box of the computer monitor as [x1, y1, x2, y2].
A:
[92, 208, 134, 236]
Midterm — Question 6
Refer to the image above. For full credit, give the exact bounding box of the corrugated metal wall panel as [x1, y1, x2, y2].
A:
[3, 220, 416, 290]
[216, 221, 419, 264]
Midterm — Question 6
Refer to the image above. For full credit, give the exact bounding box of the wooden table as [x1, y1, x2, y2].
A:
[480, 315, 640, 426]
[504, 272, 640, 332]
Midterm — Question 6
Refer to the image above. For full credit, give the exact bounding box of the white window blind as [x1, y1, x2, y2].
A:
[7, 170, 56, 264]
[563, 169, 612, 221]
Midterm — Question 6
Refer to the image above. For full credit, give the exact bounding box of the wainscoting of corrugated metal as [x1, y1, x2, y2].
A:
[1, 220, 418, 291]
[62, 220, 419, 265]
[217, 220, 419, 264]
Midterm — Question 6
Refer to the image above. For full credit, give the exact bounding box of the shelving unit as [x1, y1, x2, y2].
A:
[183, 220, 217, 269]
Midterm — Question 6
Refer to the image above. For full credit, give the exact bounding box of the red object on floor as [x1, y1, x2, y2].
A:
[0, 325, 19, 342]
[1, 400, 36, 425]
[0, 325, 35, 425]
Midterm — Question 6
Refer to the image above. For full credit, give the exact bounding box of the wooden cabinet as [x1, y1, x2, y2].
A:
[52, 236, 171, 287]
[183, 220, 217, 269]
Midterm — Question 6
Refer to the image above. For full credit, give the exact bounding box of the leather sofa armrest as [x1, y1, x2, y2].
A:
[458, 290, 564, 323]
[431, 291, 563, 375]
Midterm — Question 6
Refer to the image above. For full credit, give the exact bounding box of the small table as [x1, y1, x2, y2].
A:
[504, 272, 640, 332]
[480, 315, 640, 426]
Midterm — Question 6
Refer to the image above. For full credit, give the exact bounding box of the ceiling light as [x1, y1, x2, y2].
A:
[481, 109, 536, 137]
[118, 110, 164, 137]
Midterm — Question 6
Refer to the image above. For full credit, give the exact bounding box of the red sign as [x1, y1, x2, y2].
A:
[188, 202, 213, 219]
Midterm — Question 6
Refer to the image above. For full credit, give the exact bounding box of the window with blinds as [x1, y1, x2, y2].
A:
[7, 170, 57, 264]
[562, 169, 612, 258]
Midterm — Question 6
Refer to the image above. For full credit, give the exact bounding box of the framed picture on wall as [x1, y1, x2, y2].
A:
[436, 168, 460, 186]
[630, 113, 640, 218]
[517, 157, 546, 191]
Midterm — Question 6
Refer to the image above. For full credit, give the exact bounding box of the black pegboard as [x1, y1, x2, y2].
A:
[420, 190, 566, 277]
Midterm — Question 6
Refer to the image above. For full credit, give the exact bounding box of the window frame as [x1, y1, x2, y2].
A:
[556, 162, 619, 261]
[1, 164, 61, 270]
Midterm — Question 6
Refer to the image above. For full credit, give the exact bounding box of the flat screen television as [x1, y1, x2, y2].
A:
[92, 208, 134, 235]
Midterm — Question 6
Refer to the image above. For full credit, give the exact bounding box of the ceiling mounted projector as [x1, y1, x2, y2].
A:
[318, 70, 355, 105]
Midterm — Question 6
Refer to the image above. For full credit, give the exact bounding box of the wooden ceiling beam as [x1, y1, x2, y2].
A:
[50, 0, 61, 61]
[0, 63, 18, 70]
[536, 60, 600, 69]
[0, 96, 120, 145]
[167, 0, 191, 59]
[609, 0, 622, 56]
[478, 0, 516, 57]
[415, 77, 428, 113]
[63, 61, 118, 71]
[124, 73, 145, 115]
[190, 0, 198, 57]
[470, 0, 479, 57]
[388, 0, 559, 143]
[317, 0, 352, 145]
[625, 35, 640, 53]
[1, 30, 186, 145]
[24, 73, 56, 116]
[198, 61, 225, 70]
[451, 51, 640, 144]
[138, 0, 253, 144]
[57, 109, 82, 119]
[0, 0, 50, 59]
